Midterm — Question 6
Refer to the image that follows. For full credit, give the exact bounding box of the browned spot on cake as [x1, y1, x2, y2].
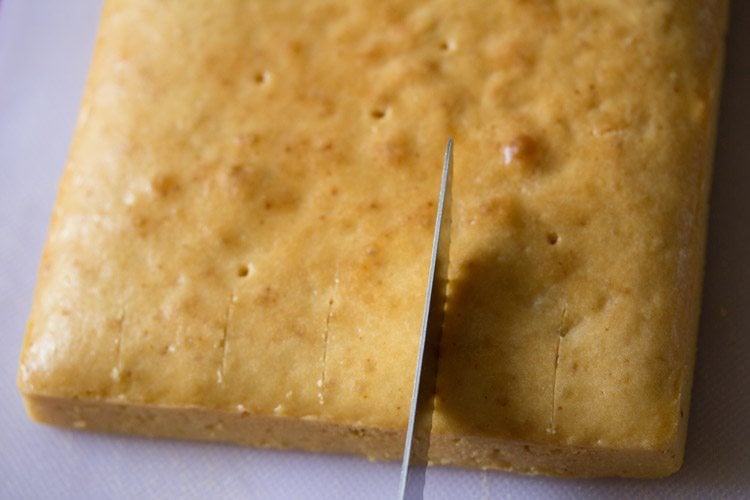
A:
[501, 134, 541, 168]
[381, 132, 414, 166]
[151, 173, 180, 197]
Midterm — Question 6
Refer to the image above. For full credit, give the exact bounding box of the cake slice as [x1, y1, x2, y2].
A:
[19, 0, 728, 477]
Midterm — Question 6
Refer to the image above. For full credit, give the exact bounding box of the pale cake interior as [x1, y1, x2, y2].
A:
[19, 0, 727, 477]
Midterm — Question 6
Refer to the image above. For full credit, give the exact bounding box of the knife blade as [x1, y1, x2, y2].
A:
[398, 139, 453, 500]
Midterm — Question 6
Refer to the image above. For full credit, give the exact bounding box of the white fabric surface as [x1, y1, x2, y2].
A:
[1, 1, 748, 498]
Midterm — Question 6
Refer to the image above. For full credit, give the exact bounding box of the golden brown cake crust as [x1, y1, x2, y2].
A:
[19, 0, 728, 477]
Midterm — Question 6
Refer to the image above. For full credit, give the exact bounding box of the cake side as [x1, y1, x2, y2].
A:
[19, 393, 677, 477]
[19, 0, 728, 477]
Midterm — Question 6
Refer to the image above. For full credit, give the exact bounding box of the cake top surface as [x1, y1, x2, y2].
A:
[20, 0, 724, 451]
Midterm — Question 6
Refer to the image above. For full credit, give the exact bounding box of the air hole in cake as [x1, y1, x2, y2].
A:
[371, 108, 386, 119]
[439, 40, 455, 51]
[547, 232, 559, 245]
[254, 71, 269, 84]
[237, 264, 249, 277]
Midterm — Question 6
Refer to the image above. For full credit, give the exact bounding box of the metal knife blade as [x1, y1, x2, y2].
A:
[398, 139, 453, 500]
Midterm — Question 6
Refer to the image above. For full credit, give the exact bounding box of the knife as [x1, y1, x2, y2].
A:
[398, 139, 453, 500]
